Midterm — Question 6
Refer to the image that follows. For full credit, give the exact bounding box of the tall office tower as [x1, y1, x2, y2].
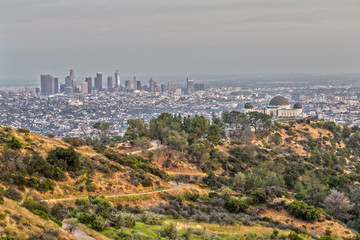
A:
[95, 72, 103, 91]
[107, 76, 113, 92]
[115, 70, 120, 88]
[60, 84, 66, 93]
[136, 80, 142, 91]
[186, 78, 194, 94]
[54, 78, 59, 93]
[35, 87, 41, 96]
[161, 84, 167, 92]
[81, 82, 88, 94]
[168, 82, 175, 92]
[199, 83, 205, 91]
[149, 78, 155, 93]
[25, 87, 31, 95]
[85, 77, 92, 94]
[133, 76, 138, 90]
[70, 69, 75, 80]
[64, 86, 73, 94]
[125, 80, 131, 89]
[40, 74, 56, 95]
[194, 83, 199, 91]
[65, 76, 71, 86]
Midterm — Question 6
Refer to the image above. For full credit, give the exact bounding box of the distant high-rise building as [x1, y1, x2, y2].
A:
[168, 82, 175, 92]
[161, 84, 167, 92]
[194, 83, 199, 91]
[186, 78, 194, 94]
[60, 84, 66, 93]
[199, 83, 205, 91]
[115, 70, 120, 88]
[85, 77, 92, 94]
[95, 72, 103, 91]
[40, 74, 57, 95]
[64, 86, 73, 94]
[81, 82, 88, 94]
[149, 78, 155, 93]
[70, 69, 75, 80]
[136, 80, 142, 91]
[107, 76, 113, 92]
[54, 78, 59, 93]
[35, 87, 40, 96]
[133, 76, 138, 90]
[125, 80, 131, 89]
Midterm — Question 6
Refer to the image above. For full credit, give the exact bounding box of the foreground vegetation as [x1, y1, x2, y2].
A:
[0, 111, 360, 239]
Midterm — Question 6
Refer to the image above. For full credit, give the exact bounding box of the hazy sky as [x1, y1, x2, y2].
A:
[1, 0, 360, 81]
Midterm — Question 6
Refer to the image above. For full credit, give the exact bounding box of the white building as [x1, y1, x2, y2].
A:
[245, 96, 304, 118]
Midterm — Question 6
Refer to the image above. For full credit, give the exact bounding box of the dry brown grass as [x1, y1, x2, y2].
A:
[261, 209, 355, 238]
[0, 198, 74, 239]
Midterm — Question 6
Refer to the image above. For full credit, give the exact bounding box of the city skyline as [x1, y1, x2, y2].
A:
[1, 0, 360, 82]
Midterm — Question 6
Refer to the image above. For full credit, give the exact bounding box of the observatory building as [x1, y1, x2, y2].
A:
[244, 96, 304, 118]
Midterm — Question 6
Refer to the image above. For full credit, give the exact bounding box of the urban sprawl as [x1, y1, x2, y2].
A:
[0, 69, 359, 138]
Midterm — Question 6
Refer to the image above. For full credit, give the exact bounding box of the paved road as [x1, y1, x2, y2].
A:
[63, 222, 96, 240]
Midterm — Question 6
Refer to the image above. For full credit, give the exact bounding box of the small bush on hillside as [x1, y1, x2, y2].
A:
[4, 187, 23, 202]
[62, 137, 86, 147]
[224, 197, 248, 213]
[287, 200, 321, 222]
[6, 137, 23, 149]
[17, 128, 30, 134]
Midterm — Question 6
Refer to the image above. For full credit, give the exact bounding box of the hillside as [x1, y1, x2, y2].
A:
[0, 113, 360, 239]
[0, 197, 74, 239]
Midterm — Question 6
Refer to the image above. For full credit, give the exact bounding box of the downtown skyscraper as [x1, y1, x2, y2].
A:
[40, 74, 58, 95]
[95, 72, 103, 91]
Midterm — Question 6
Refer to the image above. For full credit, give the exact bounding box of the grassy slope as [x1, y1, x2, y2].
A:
[0, 198, 74, 239]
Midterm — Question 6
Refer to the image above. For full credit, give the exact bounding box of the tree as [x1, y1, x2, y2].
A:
[294, 171, 327, 207]
[324, 189, 353, 218]
[125, 119, 148, 140]
[233, 172, 246, 192]
[92, 122, 116, 142]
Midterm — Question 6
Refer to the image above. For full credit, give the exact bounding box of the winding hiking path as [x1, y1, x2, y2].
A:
[126, 140, 164, 155]
[43, 182, 192, 203]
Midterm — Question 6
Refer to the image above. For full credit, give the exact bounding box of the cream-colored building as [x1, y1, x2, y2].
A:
[245, 96, 304, 118]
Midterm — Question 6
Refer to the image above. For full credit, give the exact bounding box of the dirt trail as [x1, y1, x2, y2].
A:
[126, 140, 163, 155]
[43, 182, 192, 203]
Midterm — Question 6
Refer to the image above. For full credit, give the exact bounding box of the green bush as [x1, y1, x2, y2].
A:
[288, 233, 303, 240]
[62, 137, 86, 147]
[225, 197, 248, 213]
[287, 200, 321, 222]
[27, 176, 39, 188]
[22, 199, 49, 214]
[6, 137, 23, 149]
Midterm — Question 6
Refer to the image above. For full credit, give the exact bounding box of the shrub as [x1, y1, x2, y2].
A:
[0, 195, 4, 204]
[160, 223, 177, 239]
[225, 197, 248, 213]
[27, 176, 39, 188]
[288, 233, 303, 240]
[50, 203, 65, 222]
[4, 188, 23, 202]
[6, 137, 23, 149]
[17, 128, 30, 134]
[287, 200, 321, 222]
[251, 190, 269, 204]
[22, 199, 49, 214]
[91, 216, 106, 231]
[53, 167, 66, 181]
[62, 137, 86, 147]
